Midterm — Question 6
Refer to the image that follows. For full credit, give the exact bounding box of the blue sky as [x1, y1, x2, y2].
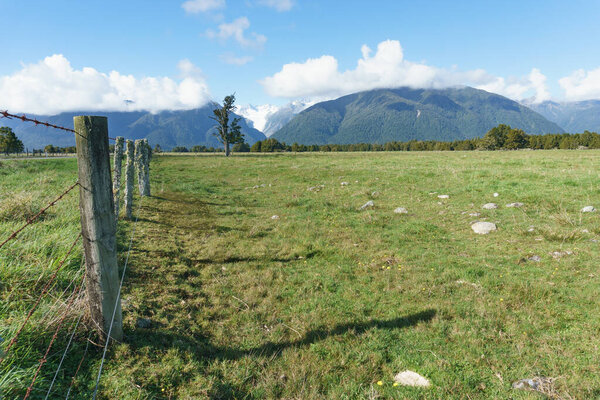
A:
[2, 0, 600, 117]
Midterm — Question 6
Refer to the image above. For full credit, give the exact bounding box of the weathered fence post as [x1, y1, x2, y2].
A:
[134, 139, 150, 197]
[124, 140, 134, 220]
[143, 139, 151, 196]
[73, 116, 123, 342]
[113, 137, 124, 222]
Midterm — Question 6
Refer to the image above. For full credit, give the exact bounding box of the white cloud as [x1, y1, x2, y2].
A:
[559, 67, 600, 101]
[219, 53, 254, 65]
[206, 17, 267, 48]
[182, 0, 225, 13]
[257, 0, 294, 12]
[0, 55, 211, 115]
[261, 40, 550, 103]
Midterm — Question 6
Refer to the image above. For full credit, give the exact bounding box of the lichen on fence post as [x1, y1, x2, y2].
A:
[142, 139, 151, 196]
[124, 140, 135, 219]
[113, 137, 124, 221]
[134, 139, 145, 196]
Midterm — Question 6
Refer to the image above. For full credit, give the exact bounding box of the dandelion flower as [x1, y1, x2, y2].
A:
[393, 382, 399, 387]
[377, 381, 383, 386]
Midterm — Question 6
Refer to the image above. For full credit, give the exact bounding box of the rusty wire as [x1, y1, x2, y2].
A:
[23, 272, 86, 400]
[0, 233, 82, 364]
[0, 181, 80, 250]
[0, 110, 117, 140]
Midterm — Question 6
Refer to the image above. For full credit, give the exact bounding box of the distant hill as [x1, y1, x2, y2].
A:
[272, 87, 564, 145]
[525, 100, 600, 133]
[2, 104, 266, 150]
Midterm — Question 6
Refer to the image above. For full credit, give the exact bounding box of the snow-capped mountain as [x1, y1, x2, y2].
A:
[238, 100, 314, 136]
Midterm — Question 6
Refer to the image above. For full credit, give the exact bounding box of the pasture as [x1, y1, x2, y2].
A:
[1, 150, 600, 399]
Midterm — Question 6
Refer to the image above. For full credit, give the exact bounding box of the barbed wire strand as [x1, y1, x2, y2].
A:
[64, 331, 92, 400]
[23, 272, 86, 400]
[0, 110, 117, 141]
[44, 302, 85, 399]
[0, 181, 80, 250]
[92, 198, 143, 399]
[0, 233, 82, 364]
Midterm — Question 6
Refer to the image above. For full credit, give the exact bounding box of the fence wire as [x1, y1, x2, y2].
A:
[0, 181, 80, 250]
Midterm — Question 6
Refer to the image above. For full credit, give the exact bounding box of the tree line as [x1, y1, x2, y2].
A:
[4, 124, 600, 156]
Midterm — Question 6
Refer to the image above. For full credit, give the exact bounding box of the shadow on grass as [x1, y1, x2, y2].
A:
[123, 309, 435, 397]
[127, 309, 436, 362]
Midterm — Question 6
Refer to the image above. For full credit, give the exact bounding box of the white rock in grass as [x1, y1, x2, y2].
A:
[471, 221, 497, 234]
[359, 200, 374, 210]
[394, 207, 408, 214]
[394, 371, 431, 387]
[506, 202, 524, 208]
[493, 192, 499, 197]
[528, 255, 542, 262]
[271, 215, 280, 220]
[469, 212, 481, 217]
[341, 182, 349, 186]
[482, 203, 498, 210]
[581, 206, 596, 213]
[437, 194, 449, 199]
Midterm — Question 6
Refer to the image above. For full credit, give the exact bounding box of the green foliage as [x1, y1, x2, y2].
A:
[42, 144, 76, 154]
[0, 127, 24, 155]
[154, 144, 162, 153]
[172, 146, 189, 152]
[250, 141, 262, 152]
[231, 142, 250, 152]
[211, 94, 245, 156]
[479, 124, 511, 150]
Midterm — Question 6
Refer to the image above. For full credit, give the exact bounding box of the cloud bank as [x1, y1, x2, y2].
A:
[261, 40, 551, 103]
[559, 67, 600, 101]
[0, 55, 211, 115]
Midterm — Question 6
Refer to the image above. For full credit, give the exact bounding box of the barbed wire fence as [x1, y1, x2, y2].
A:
[0, 111, 152, 397]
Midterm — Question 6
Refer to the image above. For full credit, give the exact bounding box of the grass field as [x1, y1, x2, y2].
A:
[2, 150, 600, 399]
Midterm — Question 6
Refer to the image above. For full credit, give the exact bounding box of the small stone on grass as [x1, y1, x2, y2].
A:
[359, 200, 374, 210]
[394, 371, 431, 387]
[482, 203, 498, 210]
[394, 207, 408, 214]
[471, 221, 497, 235]
[581, 206, 596, 213]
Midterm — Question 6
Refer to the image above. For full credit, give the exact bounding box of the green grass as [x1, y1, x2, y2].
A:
[2, 151, 600, 399]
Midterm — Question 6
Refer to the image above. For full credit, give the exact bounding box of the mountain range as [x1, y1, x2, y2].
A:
[2, 104, 266, 150]
[525, 100, 600, 133]
[4, 87, 600, 150]
[272, 87, 564, 145]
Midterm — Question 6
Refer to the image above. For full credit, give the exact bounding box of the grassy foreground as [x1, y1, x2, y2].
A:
[2, 151, 600, 399]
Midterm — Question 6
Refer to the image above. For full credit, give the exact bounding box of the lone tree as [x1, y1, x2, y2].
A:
[211, 94, 244, 156]
[0, 127, 24, 155]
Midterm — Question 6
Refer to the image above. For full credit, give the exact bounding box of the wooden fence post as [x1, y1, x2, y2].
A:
[113, 137, 124, 222]
[124, 140, 134, 220]
[142, 139, 151, 196]
[134, 139, 150, 197]
[74, 116, 123, 342]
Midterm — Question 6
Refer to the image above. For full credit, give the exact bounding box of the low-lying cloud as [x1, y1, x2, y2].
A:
[0, 55, 211, 115]
[559, 67, 600, 101]
[261, 40, 551, 103]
